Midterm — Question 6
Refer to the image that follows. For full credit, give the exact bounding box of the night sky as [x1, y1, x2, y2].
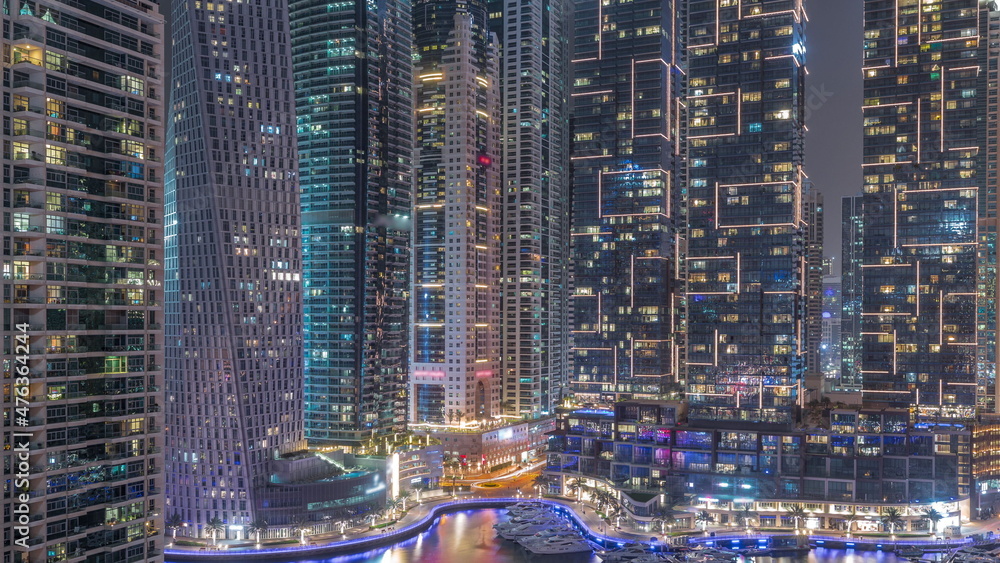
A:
[805, 0, 864, 270]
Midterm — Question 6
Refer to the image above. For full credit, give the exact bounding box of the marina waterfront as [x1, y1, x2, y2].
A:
[165, 508, 907, 563]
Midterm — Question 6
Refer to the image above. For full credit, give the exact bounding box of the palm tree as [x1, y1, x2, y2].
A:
[881, 507, 905, 535]
[204, 517, 225, 546]
[165, 513, 184, 543]
[246, 518, 269, 547]
[398, 490, 412, 512]
[650, 506, 676, 534]
[367, 508, 384, 529]
[843, 507, 859, 536]
[786, 505, 808, 531]
[567, 477, 585, 501]
[695, 509, 715, 531]
[922, 508, 944, 536]
[289, 516, 309, 545]
[533, 474, 549, 497]
[735, 506, 757, 531]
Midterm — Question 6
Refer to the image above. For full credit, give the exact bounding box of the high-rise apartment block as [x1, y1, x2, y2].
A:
[841, 194, 864, 388]
[569, 0, 685, 404]
[490, 0, 571, 419]
[409, 0, 502, 424]
[860, 0, 995, 416]
[291, 0, 413, 445]
[164, 0, 306, 537]
[685, 0, 809, 424]
[2, 0, 166, 560]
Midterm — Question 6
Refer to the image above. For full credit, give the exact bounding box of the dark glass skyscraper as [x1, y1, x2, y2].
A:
[860, 0, 993, 417]
[291, 0, 414, 445]
[685, 0, 809, 424]
[569, 0, 685, 403]
[165, 0, 305, 537]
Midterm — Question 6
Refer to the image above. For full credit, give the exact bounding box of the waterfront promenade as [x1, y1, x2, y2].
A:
[164, 493, 996, 561]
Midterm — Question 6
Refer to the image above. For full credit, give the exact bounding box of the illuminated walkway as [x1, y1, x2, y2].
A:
[164, 496, 986, 561]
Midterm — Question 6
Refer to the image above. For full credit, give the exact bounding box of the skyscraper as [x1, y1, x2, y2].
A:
[685, 0, 809, 424]
[2, 0, 165, 559]
[569, 0, 685, 403]
[859, 0, 994, 417]
[804, 186, 824, 378]
[841, 194, 864, 388]
[410, 0, 502, 424]
[164, 0, 305, 537]
[489, 0, 570, 418]
[291, 0, 414, 445]
[821, 262, 843, 381]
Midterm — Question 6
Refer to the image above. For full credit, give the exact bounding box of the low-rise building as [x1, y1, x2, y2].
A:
[414, 417, 555, 475]
[545, 402, 971, 534]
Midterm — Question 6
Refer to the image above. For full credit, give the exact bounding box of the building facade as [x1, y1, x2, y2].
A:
[546, 403, 970, 533]
[804, 186, 824, 379]
[685, 0, 809, 424]
[859, 0, 995, 416]
[821, 269, 843, 381]
[569, 0, 685, 403]
[290, 0, 414, 446]
[840, 194, 864, 389]
[489, 0, 571, 420]
[2, 0, 166, 560]
[409, 0, 502, 425]
[164, 0, 306, 539]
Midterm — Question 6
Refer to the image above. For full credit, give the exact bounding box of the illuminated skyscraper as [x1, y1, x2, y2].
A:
[409, 0, 502, 424]
[165, 0, 306, 537]
[291, 0, 413, 445]
[685, 0, 809, 424]
[2, 0, 165, 560]
[569, 0, 685, 403]
[489, 0, 571, 418]
[859, 0, 996, 416]
[841, 194, 864, 388]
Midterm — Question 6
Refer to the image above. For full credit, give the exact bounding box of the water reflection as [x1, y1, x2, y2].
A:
[168, 509, 906, 563]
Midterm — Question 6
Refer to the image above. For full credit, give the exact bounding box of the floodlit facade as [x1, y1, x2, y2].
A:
[291, 0, 413, 445]
[569, 0, 685, 403]
[859, 0, 997, 416]
[685, 0, 809, 424]
[2, 0, 166, 560]
[409, 0, 502, 425]
[489, 0, 571, 419]
[165, 0, 306, 539]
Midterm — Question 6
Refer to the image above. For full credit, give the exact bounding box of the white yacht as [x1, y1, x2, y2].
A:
[498, 518, 567, 540]
[525, 535, 595, 555]
[493, 510, 554, 531]
[516, 529, 581, 548]
[597, 543, 654, 562]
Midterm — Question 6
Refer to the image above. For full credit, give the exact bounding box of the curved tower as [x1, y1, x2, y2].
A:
[164, 0, 304, 539]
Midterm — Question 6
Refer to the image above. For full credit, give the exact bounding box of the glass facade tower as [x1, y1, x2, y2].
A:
[291, 0, 414, 445]
[860, 0, 995, 416]
[410, 0, 502, 424]
[841, 194, 864, 388]
[685, 0, 809, 424]
[164, 0, 305, 538]
[569, 0, 685, 404]
[488, 0, 571, 418]
[2, 0, 166, 560]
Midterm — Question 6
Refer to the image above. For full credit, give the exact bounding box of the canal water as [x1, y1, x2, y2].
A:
[167, 509, 907, 563]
